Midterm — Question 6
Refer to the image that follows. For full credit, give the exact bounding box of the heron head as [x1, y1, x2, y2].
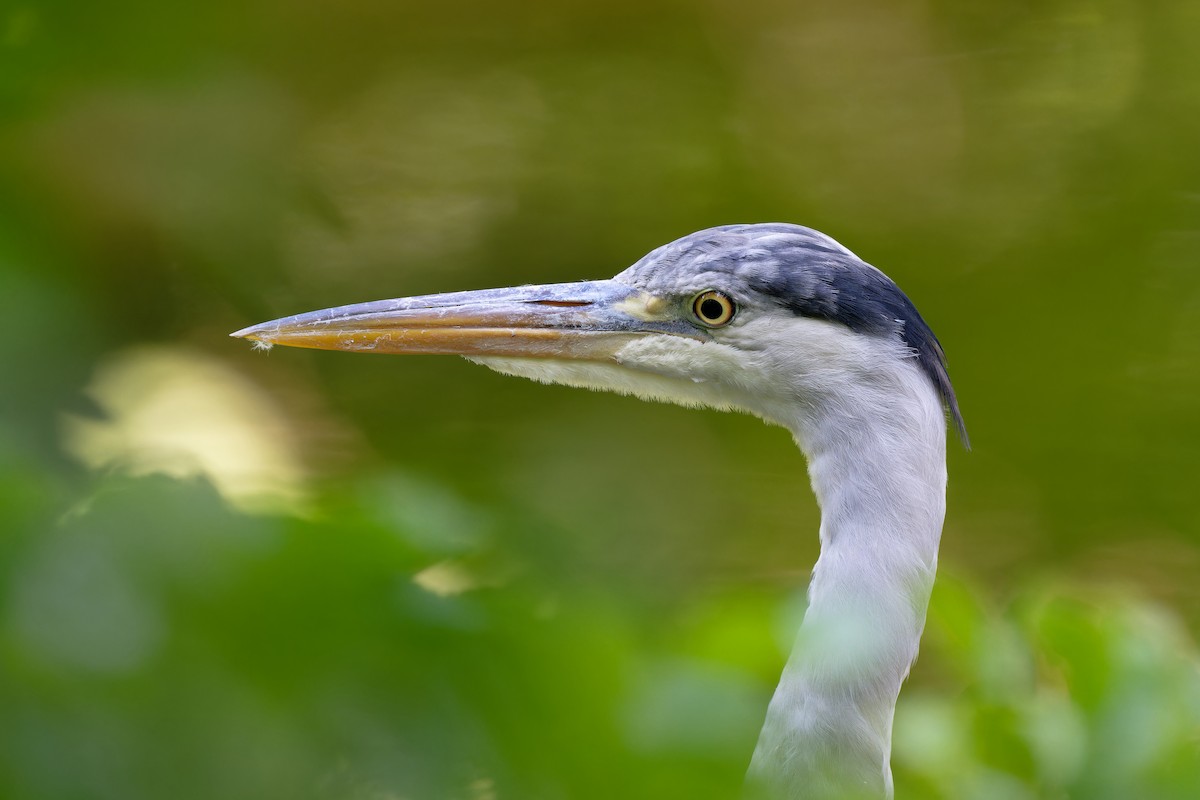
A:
[233, 224, 965, 444]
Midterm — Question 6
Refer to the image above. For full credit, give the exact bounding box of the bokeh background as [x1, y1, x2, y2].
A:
[2, 1, 1199, 798]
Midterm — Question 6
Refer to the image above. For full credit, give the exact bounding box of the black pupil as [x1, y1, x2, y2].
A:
[699, 297, 725, 321]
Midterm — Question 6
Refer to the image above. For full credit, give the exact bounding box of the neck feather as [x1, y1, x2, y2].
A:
[747, 359, 948, 800]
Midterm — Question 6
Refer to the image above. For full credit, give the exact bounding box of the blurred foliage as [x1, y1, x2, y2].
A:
[2, 0, 1199, 797]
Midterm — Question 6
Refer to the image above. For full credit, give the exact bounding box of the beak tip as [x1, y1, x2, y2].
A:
[231, 323, 271, 342]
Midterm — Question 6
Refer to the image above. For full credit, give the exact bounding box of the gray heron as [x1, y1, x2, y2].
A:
[233, 223, 967, 799]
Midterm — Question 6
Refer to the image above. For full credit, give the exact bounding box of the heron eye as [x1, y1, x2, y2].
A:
[692, 291, 736, 327]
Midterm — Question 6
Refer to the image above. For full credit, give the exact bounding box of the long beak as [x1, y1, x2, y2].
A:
[231, 280, 689, 361]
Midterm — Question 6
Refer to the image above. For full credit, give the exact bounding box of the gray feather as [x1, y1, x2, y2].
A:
[625, 224, 969, 446]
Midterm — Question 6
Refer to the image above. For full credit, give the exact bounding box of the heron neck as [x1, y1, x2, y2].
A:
[749, 374, 948, 799]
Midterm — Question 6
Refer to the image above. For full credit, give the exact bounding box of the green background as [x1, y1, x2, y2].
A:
[2, 1, 1198, 797]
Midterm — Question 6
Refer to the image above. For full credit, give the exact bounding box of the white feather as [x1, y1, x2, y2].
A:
[474, 315, 946, 799]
